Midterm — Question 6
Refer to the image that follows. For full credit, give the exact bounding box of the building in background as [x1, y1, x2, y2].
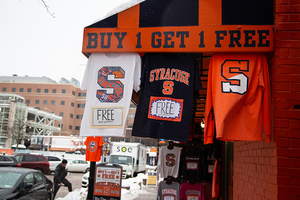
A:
[0, 76, 85, 136]
[0, 93, 62, 149]
[0, 75, 145, 139]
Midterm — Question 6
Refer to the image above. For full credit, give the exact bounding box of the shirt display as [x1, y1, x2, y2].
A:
[80, 53, 141, 137]
[179, 182, 205, 200]
[157, 146, 181, 179]
[204, 54, 272, 144]
[179, 147, 205, 181]
[157, 181, 180, 200]
[84, 136, 103, 162]
[132, 53, 201, 142]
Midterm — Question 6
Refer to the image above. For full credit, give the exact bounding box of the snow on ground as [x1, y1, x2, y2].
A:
[56, 188, 88, 200]
[56, 172, 156, 200]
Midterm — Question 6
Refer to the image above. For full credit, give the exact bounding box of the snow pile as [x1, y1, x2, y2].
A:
[56, 173, 153, 200]
[56, 188, 88, 200]
[121, 173, 148, 200]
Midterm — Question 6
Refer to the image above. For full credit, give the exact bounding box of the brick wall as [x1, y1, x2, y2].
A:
[234, 0, 300, 199]
[273, 0, 300, 199]
[233, 141, 277, 200]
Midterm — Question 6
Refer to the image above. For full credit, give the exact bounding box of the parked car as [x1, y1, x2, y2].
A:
[44, 155, 62, 174]
[81, 171, 89, 188]
[81, 162, 105, 188]
[0, 155, 21, 167]
[65, 150, 84, 155]
[0, 167, 53, 200]
[66, 159, 90, 173]
[15, 154, 50, 174]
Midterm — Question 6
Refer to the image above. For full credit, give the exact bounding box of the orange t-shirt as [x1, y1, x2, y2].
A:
[84, 136, 103, 162]
[212, 159, 220, 198]
[204, 54, 271, 144]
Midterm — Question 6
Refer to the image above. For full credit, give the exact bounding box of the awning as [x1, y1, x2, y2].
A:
[82, 0, 274, 56]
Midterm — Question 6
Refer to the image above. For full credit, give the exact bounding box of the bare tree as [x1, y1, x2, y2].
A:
[39, 0, 55, 18]
[17, 0, 55, 18]
[6, 108, 30, 150]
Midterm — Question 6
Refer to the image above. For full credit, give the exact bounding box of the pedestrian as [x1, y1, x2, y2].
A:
[53, 159, 72, 199]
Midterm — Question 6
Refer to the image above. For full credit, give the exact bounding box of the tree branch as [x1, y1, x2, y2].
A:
[39, 0, 55, 18]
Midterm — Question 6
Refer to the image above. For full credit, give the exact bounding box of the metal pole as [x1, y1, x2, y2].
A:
[86, 161, 96, 200]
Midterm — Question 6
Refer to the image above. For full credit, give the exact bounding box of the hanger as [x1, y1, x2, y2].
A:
[188, 141, 196, 151]
[189, 179, 196, 185]
[167, 141, 174, 150]
[166, 176, 173, 185]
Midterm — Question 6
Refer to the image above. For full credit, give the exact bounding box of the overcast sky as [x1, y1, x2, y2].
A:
[0, 0, 142, 83]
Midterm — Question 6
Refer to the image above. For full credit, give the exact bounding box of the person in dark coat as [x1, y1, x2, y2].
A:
[53, 159, 72, 199]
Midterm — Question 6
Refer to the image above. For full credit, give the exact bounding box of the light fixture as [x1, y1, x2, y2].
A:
[200, 121, 205, 128]
[45, 107, 52, 113]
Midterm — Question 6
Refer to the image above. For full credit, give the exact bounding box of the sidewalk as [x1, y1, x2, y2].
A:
[132, 167, 158, 200]
[133, 185, 157, 200]
[121, 172, 158, 200]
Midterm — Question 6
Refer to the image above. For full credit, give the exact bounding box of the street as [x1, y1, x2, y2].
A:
[46, 172, 84, 199]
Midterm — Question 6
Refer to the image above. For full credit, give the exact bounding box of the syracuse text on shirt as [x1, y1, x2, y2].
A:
[162, 189, 177, 195]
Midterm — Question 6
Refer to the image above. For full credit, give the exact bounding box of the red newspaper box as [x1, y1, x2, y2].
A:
[93, 163, 122, 200]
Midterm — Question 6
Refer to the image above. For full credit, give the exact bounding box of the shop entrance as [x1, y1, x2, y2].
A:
[81, 1, 274, 199]
[190, 54, 234, 200]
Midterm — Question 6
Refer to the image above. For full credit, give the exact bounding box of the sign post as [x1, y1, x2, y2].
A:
[86, 162, 96, 200]
[93, 163, 122, 200]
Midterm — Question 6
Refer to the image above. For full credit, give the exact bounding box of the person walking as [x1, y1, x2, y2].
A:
[53, 159, 72, 199]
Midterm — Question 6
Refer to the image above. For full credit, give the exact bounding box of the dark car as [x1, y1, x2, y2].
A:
[0, 167, 53, 200]
[0, 155, 21, 167]
[15, 154, 50, 174]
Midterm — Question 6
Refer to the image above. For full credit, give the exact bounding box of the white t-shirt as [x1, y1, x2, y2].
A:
[157, 146, 181, 179]
[80, 53, 141, 137]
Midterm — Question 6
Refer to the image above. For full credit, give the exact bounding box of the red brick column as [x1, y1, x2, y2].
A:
[273, 0, 300, 199]
[233, 141, 277, 200]
[233, 1, 300, 199]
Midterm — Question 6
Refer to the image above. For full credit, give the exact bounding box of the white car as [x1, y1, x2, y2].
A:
[81, 171, 89, 188]
[66, 159, 90, 173]
[44, 155, 63, 174]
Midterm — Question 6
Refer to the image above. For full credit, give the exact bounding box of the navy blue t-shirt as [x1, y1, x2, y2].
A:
[132, 53, 201, 142]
